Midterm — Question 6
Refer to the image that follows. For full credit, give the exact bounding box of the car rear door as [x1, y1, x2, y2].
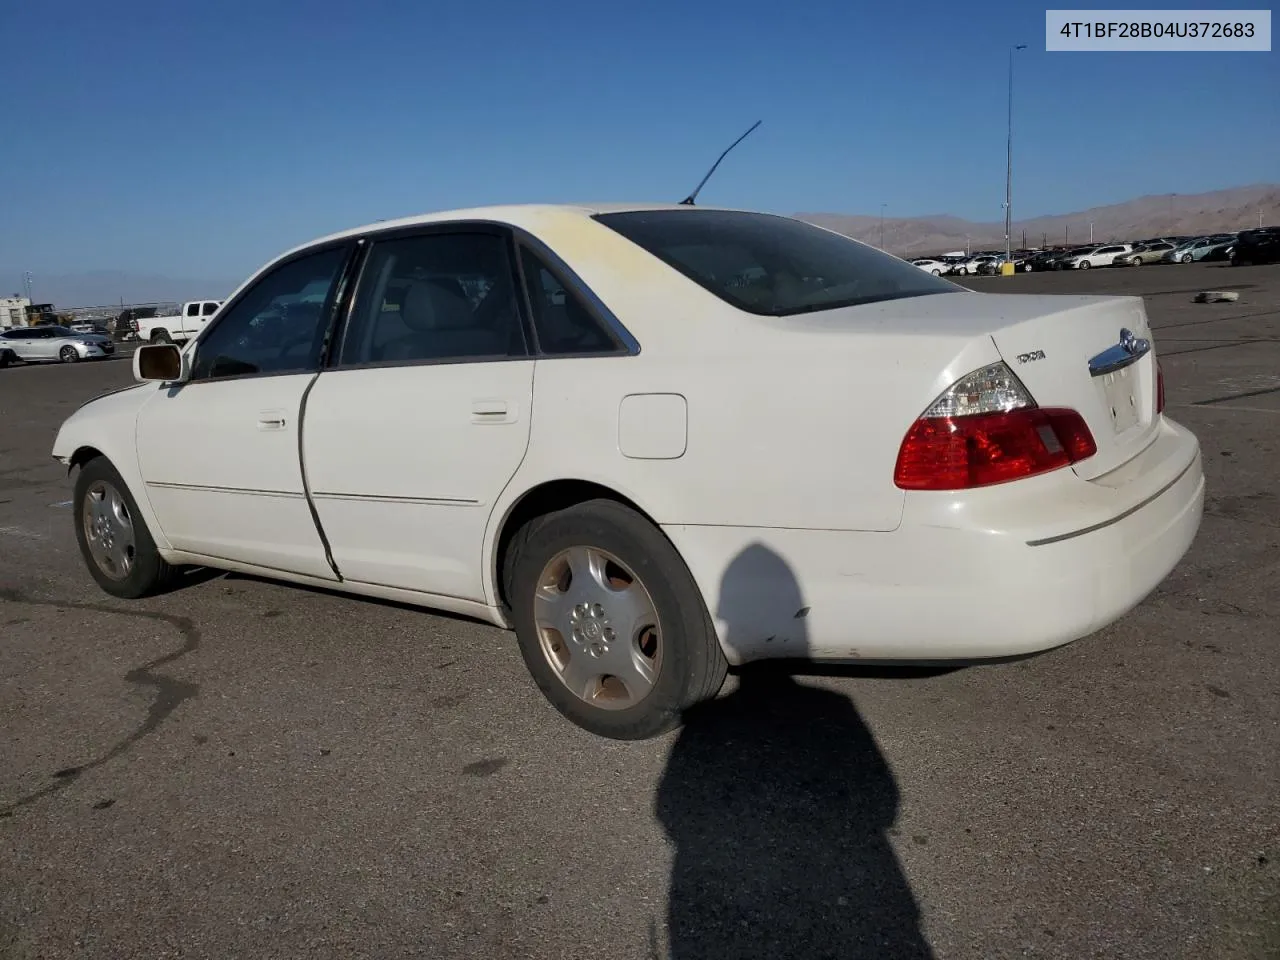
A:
[301, 225, 535, 603]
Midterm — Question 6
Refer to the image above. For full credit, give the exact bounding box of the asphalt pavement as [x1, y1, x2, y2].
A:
[2, 263, 1277, 959]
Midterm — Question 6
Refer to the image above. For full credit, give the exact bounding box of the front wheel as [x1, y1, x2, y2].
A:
[1079, 260, 1091, 270]
[507, 499, 728, 740]
[73, 457, 174, 599]
[1181, 253, 1193, 264]
[59, 345, 79, 363]
[1130, 257, 1143, 266]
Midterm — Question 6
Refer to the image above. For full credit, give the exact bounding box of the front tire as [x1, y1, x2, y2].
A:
[73, 457, 174, 599]
[59, 345, 79, 363]
[1079, 260, 1091, 270]
[1181, 253, 1193, 264]
[507, 499, 728, 740]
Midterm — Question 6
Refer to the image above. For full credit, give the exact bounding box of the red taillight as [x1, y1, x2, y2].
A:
[1156, 361, 1165, 414]
[894, 407, 1097, 491]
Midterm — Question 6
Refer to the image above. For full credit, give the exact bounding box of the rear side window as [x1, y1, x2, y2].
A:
[519, 248, 618, 355]
[594, 209, 956, 317]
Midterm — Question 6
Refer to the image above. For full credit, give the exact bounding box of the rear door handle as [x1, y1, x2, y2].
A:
[471, 400, 516, 424]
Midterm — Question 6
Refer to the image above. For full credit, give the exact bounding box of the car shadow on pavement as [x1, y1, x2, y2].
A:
[654, 543, 934, 960]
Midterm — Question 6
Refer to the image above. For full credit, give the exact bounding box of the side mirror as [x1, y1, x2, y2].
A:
[133, 343, 187, 383]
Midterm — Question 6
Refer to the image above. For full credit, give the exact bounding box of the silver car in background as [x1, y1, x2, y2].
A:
[0, 325, 116, 363]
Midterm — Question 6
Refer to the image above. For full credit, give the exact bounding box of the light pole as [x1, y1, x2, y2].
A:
[1004, 43, 1027, 267]
[1089, 220, 1094, 243]
[879, 203, 886, 249]
[23, 271, 33, 303]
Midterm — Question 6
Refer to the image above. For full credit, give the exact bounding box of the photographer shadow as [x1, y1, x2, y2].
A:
[655, 542, 933, 959]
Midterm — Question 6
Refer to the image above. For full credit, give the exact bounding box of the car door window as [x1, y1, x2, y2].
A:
[336, 231, 527, 366]
[186, 303, 200, 317]
[202, 302, 219, 316]
[189, 246, 350, 381]
[519, 247, 619, 355]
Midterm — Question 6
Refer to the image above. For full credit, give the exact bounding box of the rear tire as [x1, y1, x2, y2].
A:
[506, 499, 728, 740]
[150, 329, 173, 345]
[73, 457, 174, 599]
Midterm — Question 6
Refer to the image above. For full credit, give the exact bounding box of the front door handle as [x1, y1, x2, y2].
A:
[257, 409, 287, 430]
[471, 400, 516, 424]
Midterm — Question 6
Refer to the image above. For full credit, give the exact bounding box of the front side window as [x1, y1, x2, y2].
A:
[594, 209, 956, 317]
[519, 247, 618, 355]
[189, 245, 349, 381]
[186, 303, 200, 317]
[202, 302, 219, 316]
[337, 231, 526, 366]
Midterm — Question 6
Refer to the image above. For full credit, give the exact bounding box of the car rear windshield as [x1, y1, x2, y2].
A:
[593, 209, 957, 316]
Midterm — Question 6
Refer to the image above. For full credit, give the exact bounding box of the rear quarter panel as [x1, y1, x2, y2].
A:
[490, 212, 1001, 533]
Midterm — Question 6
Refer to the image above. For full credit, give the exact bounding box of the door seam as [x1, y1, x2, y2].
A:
[298, 371, 343, 581]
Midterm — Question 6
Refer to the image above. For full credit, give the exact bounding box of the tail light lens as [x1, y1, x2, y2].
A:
[894, 362, 1097, 491]
[1156, 360, 1165, 414]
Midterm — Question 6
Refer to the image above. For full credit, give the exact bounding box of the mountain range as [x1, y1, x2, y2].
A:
[797, 184, 1278, 256]
[17, 185, 1279, 308]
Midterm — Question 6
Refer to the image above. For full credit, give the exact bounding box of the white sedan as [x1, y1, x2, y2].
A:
[52, 203, 1205, 740]
[910, 258, 949, 275]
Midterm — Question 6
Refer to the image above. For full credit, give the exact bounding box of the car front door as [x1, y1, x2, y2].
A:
[29, 327, 60, 360]
[133, 242, 357, 578]
[300, 226, 536, 602]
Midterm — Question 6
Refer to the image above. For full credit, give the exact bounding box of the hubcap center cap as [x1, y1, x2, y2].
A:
[570, 603, 616, 657]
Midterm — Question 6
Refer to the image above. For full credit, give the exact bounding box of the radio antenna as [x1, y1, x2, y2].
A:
[679, 120, 762, 206]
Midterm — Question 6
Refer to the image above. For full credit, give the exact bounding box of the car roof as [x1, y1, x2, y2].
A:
[290, 201, 750, 254]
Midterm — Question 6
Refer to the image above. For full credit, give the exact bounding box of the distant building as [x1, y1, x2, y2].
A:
[1, 296, 30, 329]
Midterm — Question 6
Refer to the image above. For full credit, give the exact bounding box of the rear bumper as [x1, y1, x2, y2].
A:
[666, 416, 1204, 665]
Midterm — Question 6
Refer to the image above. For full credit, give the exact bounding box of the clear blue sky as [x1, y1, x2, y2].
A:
[2, 0, 1276, 285]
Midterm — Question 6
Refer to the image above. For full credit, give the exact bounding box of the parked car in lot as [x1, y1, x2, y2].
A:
[1163, 236, 1233, 264]
[51, 203, 1204, 740]
[1231, 227, 1280, 266]
[1060, 243, 1133, 270]
[136, 300, 223, 344]
[1023, 249, 1067, 271]
[1047, 247, 1096, 270]
[1113, 241, 1175, 266]
[0, 324, 116, 363]
[911, 258, 949, 275]
[952, 254, 1001, 275]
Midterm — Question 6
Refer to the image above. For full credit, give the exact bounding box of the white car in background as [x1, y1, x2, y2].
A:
[910, 258, 949, 275]
[0, 324, 117, 363]
[951, 254, 1000, 275]
[1060, 243, 1133, 270]
[51, 203, 1204, 740]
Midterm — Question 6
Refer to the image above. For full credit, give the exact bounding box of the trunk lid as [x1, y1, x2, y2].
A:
[782, 289, 1161, 481]
[980, 293, 1160, 480]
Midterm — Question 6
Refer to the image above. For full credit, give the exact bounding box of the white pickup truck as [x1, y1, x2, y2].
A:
[136, 300, 223, 344]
